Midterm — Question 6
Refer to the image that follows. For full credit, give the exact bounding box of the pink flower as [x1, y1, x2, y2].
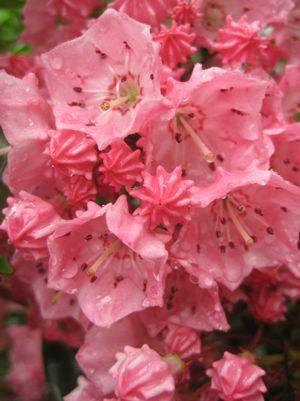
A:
[77, 316, 149, 394]
[271, 124, 300, 187]
[45, 130, 98, 180]
[63, 175, 97, 208]
[21, 0, 100, 52]
[99, 141, 144, 191]
[163, 324, 201, 359]
[65, 377, 101, 401]
[248, 287, 287, 323]
[172, 0, 202, 26]
[109, 0, 176, 27]
[154, 22, 196, 67]
[213, 16, 282, 70]
[207, 352, 266, 401]
[48, 196, 168, 326]
[6, 326, 45, 401]
[143, 269, 229, 332]
[147, 64, 270, 188]
[2, 191, 61, 260]
[197, 0, 294, 44]
[0, 71, 55, 196]
[132, 166, 196, 231]
[41, 9, 164, 150]
[279, 64, 300, 123]
[0, 54, 40, 78]
[65, 377, 100, 401]
[173, 168, 300, 289]
[110, 344, 175, 401]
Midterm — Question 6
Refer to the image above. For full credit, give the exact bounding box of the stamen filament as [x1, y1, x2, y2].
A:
[51, 291, 61, 305]
[0, 146, 10, 156]
[179, 117, 214, 163]
[100, 95, 130, 111]
[87, 238, 120, 276]
[225, 199, 254, 246]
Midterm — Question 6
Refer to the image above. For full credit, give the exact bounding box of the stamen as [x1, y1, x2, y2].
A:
[225, 199, 254, 246]
[100, 95, 131, 111]
[87, 238, 120, 276]
[0, 146, 10, 156]
[51, 291, 61, 305]
[179, 117, 214, 163]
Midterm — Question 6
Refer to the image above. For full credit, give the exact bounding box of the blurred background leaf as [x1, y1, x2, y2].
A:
[0, 0, 26, 54]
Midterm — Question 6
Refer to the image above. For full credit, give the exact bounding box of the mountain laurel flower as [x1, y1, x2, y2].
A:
[110, 345, 175, 401]
[207, 352, 267, 401]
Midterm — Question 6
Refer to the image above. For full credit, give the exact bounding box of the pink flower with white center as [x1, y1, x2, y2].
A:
[147, 64, 271, 188]
[109, 0, 176, 27]
[63, 175, 97, 208]
[213, 16, 282, 70]
[45, 130, 98, 180]
[163, 324, 201, 359]
[154, 22, 196, 67]
[171, 168, 300, 290]
[99, 141, 144, 191]
[77, 316, 150, 394]
[21, 0, 100, 52]
[6, 326, 45, 401]
[279, 64, 300, 123]
[48, 196, 168, 326]
[132, 166, 196, 231]
[207, 352, 266, 401]
[42, 9, 165, 150]
[172, 0, 202, 26]
[2, 191, 61, 261]
[271, 124, 300, 187]
[110, 345, 175, 401]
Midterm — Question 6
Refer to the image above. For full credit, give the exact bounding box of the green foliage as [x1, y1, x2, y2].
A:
[0, 0, 26, 54]
[0, 256, 13, 275]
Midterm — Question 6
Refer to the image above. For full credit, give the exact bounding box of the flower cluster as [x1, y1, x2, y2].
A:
[1, 0, 300, 400]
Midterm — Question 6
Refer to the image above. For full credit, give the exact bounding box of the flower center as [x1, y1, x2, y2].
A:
[211, 191, 275, 252]
[86, 238, 121, 277]
[99, 74, 140, 112]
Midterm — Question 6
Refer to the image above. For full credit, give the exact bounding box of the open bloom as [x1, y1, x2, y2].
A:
[147, 64, 271, 188]
[41, 9, 165, 150]
[171, 168, 300, 289]
[48, 196, 168, 326]
[207, 352, 266, 401]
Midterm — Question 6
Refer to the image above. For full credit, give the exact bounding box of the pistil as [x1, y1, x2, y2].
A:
[100, 95, 131, 111]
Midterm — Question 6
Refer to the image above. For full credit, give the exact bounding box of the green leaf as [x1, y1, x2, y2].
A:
[0, 256, 13, 275]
